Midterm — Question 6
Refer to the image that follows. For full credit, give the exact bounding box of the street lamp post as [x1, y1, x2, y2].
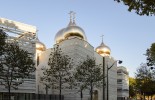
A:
[107, 60, 122, 100]
[103, 57, 105, 100]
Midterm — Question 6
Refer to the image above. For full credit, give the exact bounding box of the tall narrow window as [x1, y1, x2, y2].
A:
[37, 53, 39, 66]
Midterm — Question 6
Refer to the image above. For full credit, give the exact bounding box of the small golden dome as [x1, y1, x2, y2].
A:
[96, 42, 111, 56]
[35, 38, 46, 51]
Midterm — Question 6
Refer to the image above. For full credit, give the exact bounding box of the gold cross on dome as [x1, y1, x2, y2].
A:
[69, 11, 76, 22]
[101, 35, 104, 43]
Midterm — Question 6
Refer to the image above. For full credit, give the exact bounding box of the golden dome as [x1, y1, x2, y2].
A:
[96, 42, 111, 56]
[54, 11, 87, 44]
[63, 22, 87, 41]
[35, 38, 46, 51]
[54, 28, 65, 44]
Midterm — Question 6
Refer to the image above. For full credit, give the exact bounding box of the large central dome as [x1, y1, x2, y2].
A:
[54, 11, 87, 44]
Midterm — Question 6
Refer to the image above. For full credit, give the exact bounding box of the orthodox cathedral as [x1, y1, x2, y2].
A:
[0, 11, 129, 100]
[37, 11, 118, 100]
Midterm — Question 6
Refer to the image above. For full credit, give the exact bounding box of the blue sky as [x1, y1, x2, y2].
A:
[1, 0, 155, 77]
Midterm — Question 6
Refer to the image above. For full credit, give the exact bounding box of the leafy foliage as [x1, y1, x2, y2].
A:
[0, 30, 35, 100]
[129, 77, 137, 98]
[74, 57, 103, 100]
[41, 45, 73, 99]
[0, 29, 7, 56]
[0, 43, 35, 87]
[135, 63, 155, 98]
[146, 43, 155, 67]
[115, 0, 155, 16]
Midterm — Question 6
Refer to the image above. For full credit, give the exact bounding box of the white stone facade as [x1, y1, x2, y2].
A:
[37, 37, 118, 100]
[117, 66, 129, 100]
[0, 17, 120, 100]
[0, 18, 37, 95]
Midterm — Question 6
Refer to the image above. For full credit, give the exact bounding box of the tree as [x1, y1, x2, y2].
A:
[115, 0, 155, 16]
[129, 77, 137, 98]
[135, 63, 155, 100]
[0, 29, 7, 56]
[0, 31, 35, 100]
[40, 75, 51, 95]
[146, 43, 155, 67]
[74, 57, 103, 100]
[41, 45, 73, 100]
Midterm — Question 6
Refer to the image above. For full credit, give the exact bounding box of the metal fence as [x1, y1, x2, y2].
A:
[0, 93, 64, 100]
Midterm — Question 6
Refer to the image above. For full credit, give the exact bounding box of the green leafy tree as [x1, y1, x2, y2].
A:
[135, 63, 155, 100]
[41, 45, 73, 100]
[0, 29, 7, 56]
[74, 57, 103, 100]
[115, 0, 155, 16]
[39, 76, 51, 97]
[146, 43, 155, 67]
[129, 77, 137, 98]
[0, 30, 35, 100]
[0, 30, 7, 78]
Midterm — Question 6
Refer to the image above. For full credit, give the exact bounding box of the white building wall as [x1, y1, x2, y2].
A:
[117, 66, 129, 100]
[0, 17, 120, 100]
[37, 38, 118, 100]
[37, 38, 95, 100]
[94, 52, 104, 100]
[94, 53, 118, 100]
[0, 19, 37, 94]
[105, 56, 117, 100]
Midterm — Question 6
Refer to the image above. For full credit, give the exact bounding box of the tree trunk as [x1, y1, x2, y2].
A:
[90, 82, 93, 100]
[148, 96, 149, 100]
[144, 93, 145, 100]
[140, 92, 142, 100]
[45, 85, 48, 100]
[80, 89, 83, 100]
[8, 85, 11, 100]
[59, 76, 62, 100]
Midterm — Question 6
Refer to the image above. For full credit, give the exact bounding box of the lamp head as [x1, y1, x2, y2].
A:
[151, 67, 154, 70]
[118, 60, 123, 64]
